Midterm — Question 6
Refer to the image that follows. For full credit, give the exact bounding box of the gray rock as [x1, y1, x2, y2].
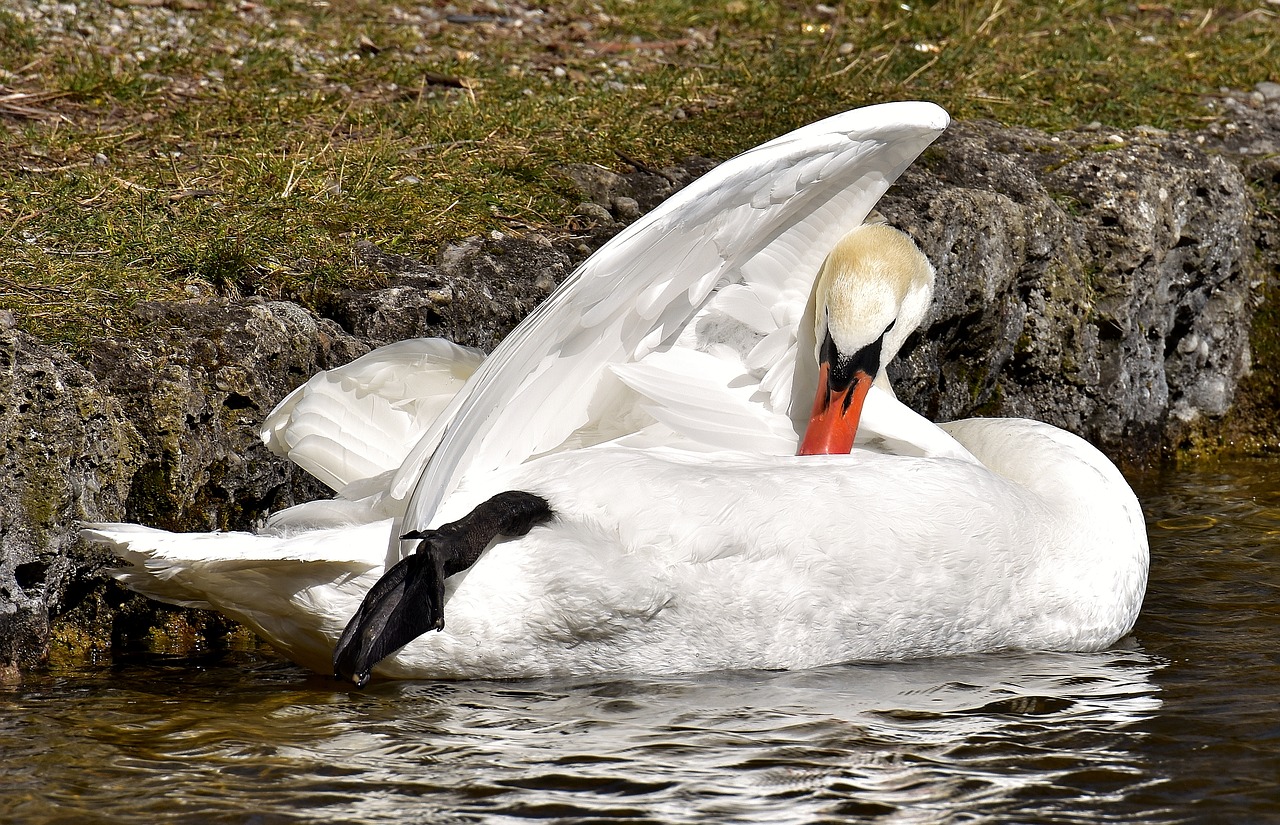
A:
[560, 164, 628, 209]
[1, 301, 367, 668]
[879, 121, 1257, 462]
[574, 201, 614, 225]
[612, 196, 642, 221]
[324, 232, 569, 349]
[561, 157, 719, 215]
[0, 329, 139, 668]
[1255, 81, 1280, 102]
[78, 300, 366, 531]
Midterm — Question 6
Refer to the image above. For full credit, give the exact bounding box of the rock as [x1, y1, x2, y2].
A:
[560, 164, 628, 210]
[78, 300, 366, 531]
[1187, 91, 1280, 454]
[1202, 87, 1280, 157]
[322, 232, 570, 348]
[574, 200, 614, 225]
[0, 329, 139, 668]
[612, 196, 642, 221]
[1, 300, 368, 670]
[879, 120, 1258, 462]
[1255, 81, 1280, 103]
[560, 156, 720, 215]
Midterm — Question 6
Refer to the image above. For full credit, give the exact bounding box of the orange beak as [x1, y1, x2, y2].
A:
[797, 361, 874, 456]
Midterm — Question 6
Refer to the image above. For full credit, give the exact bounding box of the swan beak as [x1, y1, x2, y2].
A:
[798, 362, 874, 455]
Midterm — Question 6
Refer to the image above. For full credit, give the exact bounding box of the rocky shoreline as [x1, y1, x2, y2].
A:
[2, 100, 1278, 674]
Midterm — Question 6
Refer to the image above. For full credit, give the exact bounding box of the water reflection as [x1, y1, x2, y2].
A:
[4, 458, 1279, 824]
[323, 649, 1166, 824]
[1126, 460, 1280, 823]
[4, 647, 1166, 824]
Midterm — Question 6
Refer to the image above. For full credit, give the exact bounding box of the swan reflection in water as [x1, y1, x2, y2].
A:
[261, 646, 1166, 824]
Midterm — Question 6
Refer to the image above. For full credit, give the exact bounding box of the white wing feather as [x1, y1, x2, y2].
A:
[262, 338, 484, 491]
[390, 102, 949, 528]
[611, 349, 797, 454]
[84, 521, 389, 673]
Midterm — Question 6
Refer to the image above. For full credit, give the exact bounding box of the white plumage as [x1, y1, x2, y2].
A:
[83, 102, 1149, 682]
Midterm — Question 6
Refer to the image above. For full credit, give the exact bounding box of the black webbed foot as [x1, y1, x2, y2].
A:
[333, 490, 553, 687]
[330, 536, 449, 688]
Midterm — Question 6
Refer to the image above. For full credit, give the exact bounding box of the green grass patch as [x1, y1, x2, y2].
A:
[0, 0, 1275, 345]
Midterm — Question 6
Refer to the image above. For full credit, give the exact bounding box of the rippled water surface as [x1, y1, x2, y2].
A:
[4, 461, 1279, 823]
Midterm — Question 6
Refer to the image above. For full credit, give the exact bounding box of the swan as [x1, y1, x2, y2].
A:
[83, 102, 1149, 685]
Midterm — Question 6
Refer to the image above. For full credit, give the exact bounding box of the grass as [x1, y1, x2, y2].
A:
[0, 0, 1275, 346]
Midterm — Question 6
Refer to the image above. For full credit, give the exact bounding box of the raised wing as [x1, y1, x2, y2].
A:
[396, 101, 950, 529]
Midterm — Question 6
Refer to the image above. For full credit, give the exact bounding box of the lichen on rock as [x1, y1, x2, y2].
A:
[880, 119, 1261, 463]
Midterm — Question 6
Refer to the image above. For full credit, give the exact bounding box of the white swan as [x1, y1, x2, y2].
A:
[83, 102, 1149, 684]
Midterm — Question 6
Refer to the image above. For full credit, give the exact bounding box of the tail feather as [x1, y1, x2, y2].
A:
[81, 521, 393, 674]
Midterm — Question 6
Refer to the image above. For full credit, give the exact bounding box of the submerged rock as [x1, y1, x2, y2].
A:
[2, 110, 1277, 671]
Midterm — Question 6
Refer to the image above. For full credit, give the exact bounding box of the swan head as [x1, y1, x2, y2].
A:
[798, 223, 934, 455]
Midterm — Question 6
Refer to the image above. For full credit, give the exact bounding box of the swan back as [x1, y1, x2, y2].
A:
[939, 417, 1150, 647]
[374, 429, 1146, 679]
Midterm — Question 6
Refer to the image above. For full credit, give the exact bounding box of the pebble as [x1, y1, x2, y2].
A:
[576, 202, 613, 224]
[1255, 81, 1280, 102]
[612, 196, 640, 221]
[425, 287, 453, 305]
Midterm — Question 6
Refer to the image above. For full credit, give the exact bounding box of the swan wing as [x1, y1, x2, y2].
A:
[609, 348, 800, 454]
[262, 338, 484, 491]
[397, 101, 950, 527]
[857, 387, 982, 463]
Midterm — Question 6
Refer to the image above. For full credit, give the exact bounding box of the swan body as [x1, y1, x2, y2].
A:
[83, 102, 1150, 682]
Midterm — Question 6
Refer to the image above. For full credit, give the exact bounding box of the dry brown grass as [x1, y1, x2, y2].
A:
[0, 0, 1275, 345]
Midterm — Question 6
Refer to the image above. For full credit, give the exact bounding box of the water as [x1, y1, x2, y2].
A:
[3, 460, 1278, 824]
